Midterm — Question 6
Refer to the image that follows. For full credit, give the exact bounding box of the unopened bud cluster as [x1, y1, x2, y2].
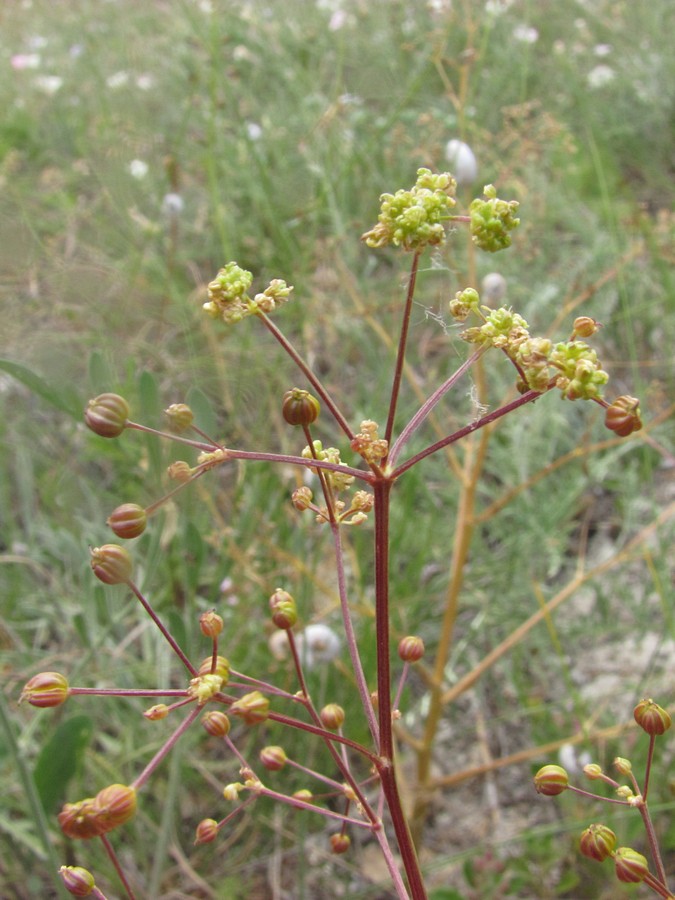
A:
[451, 290, 619, 404]
[468, 184, 520, 252]
[361, 168, 457, 251]
[204, 261, 292, 324]
[350, 419, 388, 465]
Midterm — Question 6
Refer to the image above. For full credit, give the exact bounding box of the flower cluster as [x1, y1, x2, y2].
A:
[203, 262, 292, 324]
[469, 184, 520, 252]
[350, 419, 388, 464]
[453, 292, 612, 402]
[361, 168, 457, 251]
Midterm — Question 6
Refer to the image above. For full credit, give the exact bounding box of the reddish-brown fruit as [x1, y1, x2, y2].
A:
[20, 671, 70, 708]
[604, 395, 642, 437]
[90, 544, 133, 584]
[58, 865, 96, 896]
[84, 393, 130, 437]
[633, 698, 671, 736]
[282, 388, 320, 426]
[398, 635, 425, 662]
[534, 765, 569, 795]
[579, 823, 617, 862]
[107, 503, 147, 539]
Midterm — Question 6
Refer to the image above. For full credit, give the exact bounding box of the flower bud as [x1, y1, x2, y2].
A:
[90, 544, 132, 585]
[202, 710, 231, 737]
[282, 388, 320, 426]
[633, 698, 671, 736]
[107, 503, 147, 539]
[188, 673, 224, 705]
[613, 757, 632, 776]
[269, 587, 297, 630]
[398, 635, 425, 662]
[93, 783, 137, 833]
[614, 847, 650, 883]
[164, 403, 194, 433]
[534, 765, 569, 795]
[84, 393, 129, 437]
[329, 833, 351, 855]
[293, 789, 313, 802]
[199, 610, 224, 638]
[604, 396, 642, 437]
[58, 865, 96, 896]
[291, 486, 313, 511]
[572, 316, 600, 338]
[260, 745, 288, 771]
[223, 782, 242, 802]
[58, 797, 101, 839]
[194, 818, 219, 845]
[579, 823, 617, 862]
[583, 763, 604, 780]
[167, 460, 194, 483]
[144, 704, 169, 721]
[230, 691, 270, 725]
[198, 655, 230, 682]
[320, 703, 345, 731]
[20, 671, 69, 708]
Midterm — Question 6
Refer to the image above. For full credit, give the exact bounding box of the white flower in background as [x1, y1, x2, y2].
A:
[485, 0, 514, 14]
[11, 53, 41, 70]
[135, 74, 154, 90]
[162, 193, 184, 217]
[34, 75, 63, 95]
[297, 623, 341, 669]
[444, 139, 478, 186]
[512, 24, 539, 44]
[558, 743, 593, 776]
[246, 121, 263, 140]
[129, 159, 149, 179]
[587, 64, 615, 88]
[267, 622, 341, 668]
[481, 272, 507, 304]
[27, 35, 48, 50]
[594, 43, 612, 57]
[106, 70, 129, 89]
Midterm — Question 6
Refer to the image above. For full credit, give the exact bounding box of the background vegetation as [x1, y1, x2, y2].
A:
[1, 0, 673, 897]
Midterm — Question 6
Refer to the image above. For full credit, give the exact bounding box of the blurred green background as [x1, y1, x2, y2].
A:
[1, 1, 673, 897]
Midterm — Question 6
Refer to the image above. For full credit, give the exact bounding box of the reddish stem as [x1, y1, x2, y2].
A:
[373, 479, 427, 898]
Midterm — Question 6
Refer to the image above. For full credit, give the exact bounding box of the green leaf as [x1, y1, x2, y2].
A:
[0, 359, 80, 417]
[32, 715, 93, 815]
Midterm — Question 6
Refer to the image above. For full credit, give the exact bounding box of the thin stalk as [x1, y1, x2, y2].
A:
[393, 388, 542, 477]
[373, 479, 427, 899]
[258, 312, 354, 440]
[332, 522, 380, 746]
[384, 251, 421, 448]
[126, 580, 197, 675]
[100, 834, 138, 900]
[388, 347, 486, 467]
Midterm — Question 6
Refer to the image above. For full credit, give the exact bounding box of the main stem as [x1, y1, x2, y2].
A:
[374, 479, 427, 899]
